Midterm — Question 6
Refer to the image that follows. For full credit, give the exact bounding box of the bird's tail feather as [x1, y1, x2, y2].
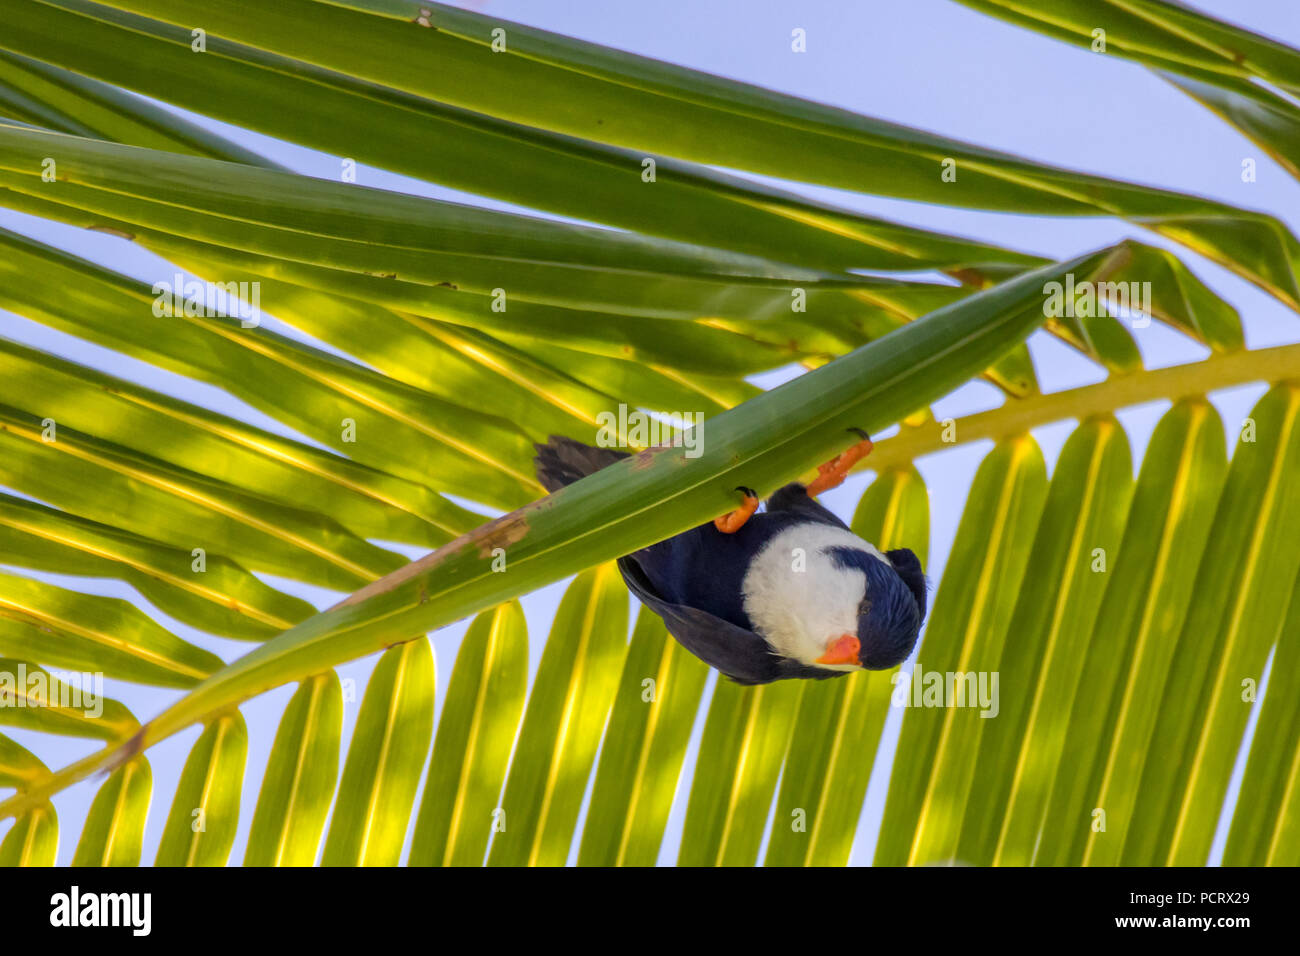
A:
[533, 435, 630, 493]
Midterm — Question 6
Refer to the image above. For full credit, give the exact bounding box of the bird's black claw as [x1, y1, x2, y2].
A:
[847, 427, 871, 442]
[715, 486, 761, 533]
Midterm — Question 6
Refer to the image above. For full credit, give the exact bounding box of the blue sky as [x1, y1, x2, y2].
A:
[1, 0, 1297, 865]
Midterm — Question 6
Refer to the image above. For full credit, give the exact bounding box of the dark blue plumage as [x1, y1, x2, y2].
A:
[828, 547, 924, 668]
[534, 436, 927, 684]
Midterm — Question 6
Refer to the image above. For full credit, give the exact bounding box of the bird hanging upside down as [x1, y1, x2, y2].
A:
[534, 430, 927, 685]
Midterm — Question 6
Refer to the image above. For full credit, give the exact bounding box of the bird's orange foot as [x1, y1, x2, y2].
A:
[806, 428, 874, 496]
[714, 486, 759, 534]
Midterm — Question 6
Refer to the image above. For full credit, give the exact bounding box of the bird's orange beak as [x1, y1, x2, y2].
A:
[816, 634, 861, 666]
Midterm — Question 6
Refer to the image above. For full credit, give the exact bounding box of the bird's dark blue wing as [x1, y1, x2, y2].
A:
[617, 553, 781, 685]
[765, 482, 850, 530]
[886, 547, 928, 622]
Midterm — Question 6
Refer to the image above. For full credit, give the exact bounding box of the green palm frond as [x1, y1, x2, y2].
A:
[0, 0, 1296, 867]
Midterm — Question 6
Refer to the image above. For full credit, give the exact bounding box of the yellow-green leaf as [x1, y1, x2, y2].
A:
[0, 732, 47, 790]
[71, 756, 151, 867]
[1223, 578, 1300, 866]
[487, 565, 628, 866]
[155, 711, 248, 866]
[244, 672, 342, 866]
[410, 602, 527, 867]
[678, 678, 803, 867]
[1037, 400, 1228, 866]
[0, 569, 223, 688]
[0, 658, 138, 741]
[1126, 383, 1300, 865]
[0, 801, 58, 866]
[876, 436, 1048, 866]
[322, 637, 435, 866]
[960, 417, 1134, 865]
[578, 607, 709, 867]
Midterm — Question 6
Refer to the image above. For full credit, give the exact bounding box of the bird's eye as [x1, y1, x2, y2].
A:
[858, 600, 870, 617]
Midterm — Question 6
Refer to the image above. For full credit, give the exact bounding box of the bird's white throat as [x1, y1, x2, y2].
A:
[740, 524, 889, 670]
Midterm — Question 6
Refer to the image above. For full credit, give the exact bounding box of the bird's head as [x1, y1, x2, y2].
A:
[816, 546, 927, 670]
